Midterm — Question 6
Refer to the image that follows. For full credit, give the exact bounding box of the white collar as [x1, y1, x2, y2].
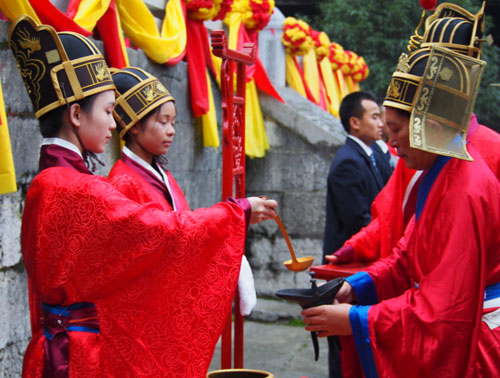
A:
[375, 139, 389, 154]
[347, 135, 373, 157]
[42, 138, 83, 158]
[122, 146, 167, 183]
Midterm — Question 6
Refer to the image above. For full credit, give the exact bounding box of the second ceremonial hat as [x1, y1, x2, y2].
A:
[112, 67, 175, 139]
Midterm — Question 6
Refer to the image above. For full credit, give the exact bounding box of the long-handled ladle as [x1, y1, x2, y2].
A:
[259, 196, 314, 271]
[273, 213, 314, 272]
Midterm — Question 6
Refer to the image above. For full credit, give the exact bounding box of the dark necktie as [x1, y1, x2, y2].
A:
[370, 154, 380, 174]
[369, 153, 383, 187]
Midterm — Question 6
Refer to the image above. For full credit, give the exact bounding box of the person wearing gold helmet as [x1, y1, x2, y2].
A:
[9, 16, 276, 378]
[302, 3, 500, 376]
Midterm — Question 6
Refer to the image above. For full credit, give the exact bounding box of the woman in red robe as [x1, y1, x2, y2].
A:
[11, 16, 276, 378]
[107, 66, 267, 373]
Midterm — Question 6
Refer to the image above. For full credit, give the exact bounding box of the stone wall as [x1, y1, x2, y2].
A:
[0, 16, 345, 375]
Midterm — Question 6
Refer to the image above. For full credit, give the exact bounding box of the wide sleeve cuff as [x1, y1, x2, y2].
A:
[349, 305, 378, 378]
[346, 271, 378, 305]
[333, 245, 355, 264]
[226, 197, 251, 230]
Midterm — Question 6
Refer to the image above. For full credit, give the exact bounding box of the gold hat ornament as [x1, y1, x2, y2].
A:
[384, 2, 487, 161]
[8, 15, 115, 119]
[111, 67, 175, 139]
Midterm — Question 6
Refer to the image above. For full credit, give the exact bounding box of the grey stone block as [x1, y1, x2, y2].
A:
[260, 86, 346, 148]
[281, 191, 325, 238]
[0, 269, 30, 350]
[246, 150, 316, 192]
[0, 339, 29, 378]
[0, 19, 9, 42]
[0, 192, 22, 268]
[7, 117, 41, 183]
[0, 50, 34, 117]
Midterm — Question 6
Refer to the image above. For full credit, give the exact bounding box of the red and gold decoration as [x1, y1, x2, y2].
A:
[282, 16, 370, 117]
[282, 17, 316, 102]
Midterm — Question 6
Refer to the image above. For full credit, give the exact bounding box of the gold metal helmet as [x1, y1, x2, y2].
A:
[8, 15, 115, 119]
[384, 2, 487, 161]
[111, 67, 175, 139]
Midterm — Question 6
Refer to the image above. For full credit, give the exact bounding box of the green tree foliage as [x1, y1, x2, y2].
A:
[303, 0, 500, 129]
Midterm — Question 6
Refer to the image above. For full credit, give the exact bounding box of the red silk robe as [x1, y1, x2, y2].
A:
[364, 146, 500, 376]
[22, 148, 246, 377]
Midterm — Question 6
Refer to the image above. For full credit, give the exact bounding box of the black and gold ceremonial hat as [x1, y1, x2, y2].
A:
[112, 67, 175, 139]
[8, 15, 115, 119]
[422, 2, 485, 58]
[384, 2, 487, 160]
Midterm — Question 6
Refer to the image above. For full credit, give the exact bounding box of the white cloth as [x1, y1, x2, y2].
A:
[237, 255, 257, 316]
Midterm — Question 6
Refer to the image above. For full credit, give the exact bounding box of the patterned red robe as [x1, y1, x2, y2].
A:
[347, 145, 500, 377]
[22, 141, 247, 378]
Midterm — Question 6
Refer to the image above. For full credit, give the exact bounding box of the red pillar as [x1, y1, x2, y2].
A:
[211, 30, 256, 370]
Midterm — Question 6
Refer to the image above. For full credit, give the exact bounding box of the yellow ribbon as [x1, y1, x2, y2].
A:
[285, 54, 307, 98]
[116, 0, 186, 63]
[0, 0, 39, 22]
[303, 48, 320, 104]
[319, 57, 340, 118]
[0, 81, 17, 195]
[200, 70, 220, 148]
[73, 0, 110, 31]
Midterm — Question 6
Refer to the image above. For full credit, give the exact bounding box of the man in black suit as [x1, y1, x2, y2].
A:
[323, 91, 385, 260]
[322, 91, 384, 377]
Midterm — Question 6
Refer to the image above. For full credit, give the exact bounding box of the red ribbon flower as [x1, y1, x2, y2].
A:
[420, 0, 437, 10]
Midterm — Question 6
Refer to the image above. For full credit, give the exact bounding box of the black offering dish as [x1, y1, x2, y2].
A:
[275, 272, 345, 361]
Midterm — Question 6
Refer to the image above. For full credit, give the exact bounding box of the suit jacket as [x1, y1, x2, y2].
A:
[371, 141, 394, 185]
[323, 137, 384, 257]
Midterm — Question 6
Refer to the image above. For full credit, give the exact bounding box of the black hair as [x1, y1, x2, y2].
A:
[38, 95, 98, 138]
[339, 91, 379, 133]
[393, 107, 411, 119]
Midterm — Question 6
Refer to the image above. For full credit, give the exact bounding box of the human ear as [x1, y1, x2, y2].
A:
[69, 103, 82, 128]
[349, 116, 360, 131]
[129, 123, 140, 136]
